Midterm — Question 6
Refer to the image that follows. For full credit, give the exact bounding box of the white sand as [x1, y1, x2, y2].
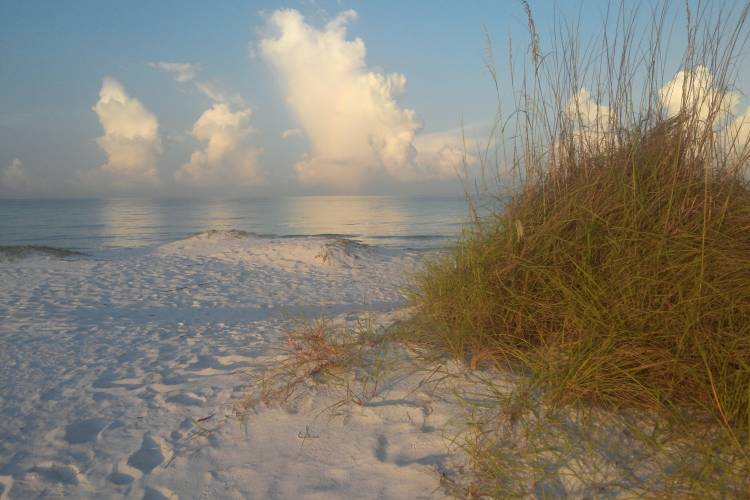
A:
[0, 231, 454, 499]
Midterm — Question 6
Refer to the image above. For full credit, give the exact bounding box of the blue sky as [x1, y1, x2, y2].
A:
[1, 0, 748, 198]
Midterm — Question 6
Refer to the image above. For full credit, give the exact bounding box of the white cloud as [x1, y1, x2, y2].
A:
[281, 127, 303, 139]
[658, 66, 750, 156]
[657, 66, 750, 156]
[728, 105, 750, 150]
[413, 129, 479, 179]
[564, 88, 614, 149]
[565, 69, 750, 160]
[566, 88, 612, 130]
[1, 158, 38, 195]
[175, 103, 263, 187]
[148, 61, 244, 105]
[568, 67, 741, 134]
[148, 61, 260, 188]
[195, 81, 244, 105]
[90, 77, 162, 187]
[260, 9, 443, 190]
[148, 61, 199, 82]
[659, 65, 741, 123]
[2, 159, 28, 190]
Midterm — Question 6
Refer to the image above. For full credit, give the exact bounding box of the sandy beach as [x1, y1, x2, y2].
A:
[0, 230, 452, 499]
[5, 0, 750, 496]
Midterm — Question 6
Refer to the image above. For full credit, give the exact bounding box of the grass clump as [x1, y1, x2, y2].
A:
[406, 1, 750, 492]
[414, 116, 750, 432]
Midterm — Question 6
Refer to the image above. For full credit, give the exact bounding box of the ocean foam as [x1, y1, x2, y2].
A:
[0, 245, 86, 261]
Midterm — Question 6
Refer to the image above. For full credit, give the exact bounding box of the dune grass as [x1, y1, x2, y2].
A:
[410, 116, 750, 432]
[400, 0, 750, 495]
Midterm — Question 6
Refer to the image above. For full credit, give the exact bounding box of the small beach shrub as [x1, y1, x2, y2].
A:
[239, 316, 394, 411]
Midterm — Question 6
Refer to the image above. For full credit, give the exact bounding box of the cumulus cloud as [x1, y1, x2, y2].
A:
[2, 159, 28, 189]
[90, 77, 162, 187]
[261, 9, 455, 190]
[148, 61, 199, 82]
[658, 66, 750, 156]
[729, 105, 750, 150]
[147, 59, 260, 188]
[567, 88, 612, 131]
[568, 67, 740, 131]
[0, 158, 39, 195]
[413, 129, 479, 178]
[175, 103, 263, 187]
[563, 88, 615, 149]
[658, 65, 740, 123]
[281, 128, 303, 139]
[566, 67, 750, 159]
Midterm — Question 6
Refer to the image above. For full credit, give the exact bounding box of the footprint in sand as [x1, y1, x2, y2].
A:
[143, 485, 178, 500]
[374, 434, 388, 462]
[92, 371, 118, 389]
[0, 475, 13, 498]
[127, 435, 166, 475]
[187, 354, 221, 371]
[107, 469, 135, 486]
[64, 418, 109, 444]
[165, 393, 205, 406]
[107, 459, 142, 486]
[28, 462, 82, 485]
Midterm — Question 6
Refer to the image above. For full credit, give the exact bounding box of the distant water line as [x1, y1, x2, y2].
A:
[0, 197, 472, 253]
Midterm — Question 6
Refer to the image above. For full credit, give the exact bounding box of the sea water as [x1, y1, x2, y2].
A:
[0, 196, 472, 255]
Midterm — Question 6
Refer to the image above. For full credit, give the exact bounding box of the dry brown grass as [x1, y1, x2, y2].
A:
[238, 316, 396, 413]
[404, 0, 750, 496]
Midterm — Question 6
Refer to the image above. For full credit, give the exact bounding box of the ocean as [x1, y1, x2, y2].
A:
[0, 196, 471, 255]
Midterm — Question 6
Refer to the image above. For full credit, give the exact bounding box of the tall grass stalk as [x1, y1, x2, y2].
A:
[407, 0, 750, 493]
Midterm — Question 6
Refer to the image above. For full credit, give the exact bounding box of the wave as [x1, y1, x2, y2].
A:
[185, 229, 372, 248]
[0, 245, 87, 261]
[156, 228, 396, 270]
[170, 229, 453, 262]
[190, 229, 255, 239]
[1, 229, 448, 263]
[187, 228, 449, 245]
[368, 234, 453, 240]
[314, 238, 374, 265]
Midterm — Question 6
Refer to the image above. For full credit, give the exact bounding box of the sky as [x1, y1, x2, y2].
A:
[1, 0, 749, 198]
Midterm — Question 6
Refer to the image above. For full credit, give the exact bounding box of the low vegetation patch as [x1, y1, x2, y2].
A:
[239, 316, 400, 413]
[403, 0, 750, 495]
[411, 116, 750, 434]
